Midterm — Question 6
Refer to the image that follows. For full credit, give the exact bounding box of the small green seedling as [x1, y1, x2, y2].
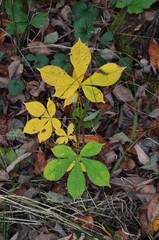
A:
[44, 142, 110, 200]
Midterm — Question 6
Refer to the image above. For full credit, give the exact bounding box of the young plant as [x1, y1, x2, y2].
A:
[44, 142, 110, 200]
[23, 38, 124, 199]
[4, 0, 48, 36]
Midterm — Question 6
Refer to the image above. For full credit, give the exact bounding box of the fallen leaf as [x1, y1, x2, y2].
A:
[14, 186, 27, 196]
[134, 143, 149, 164]
[76, 215, 94, 230]
[152, 216, 159, 232]
[115, 229, 129, 240]
[27, 41, 52, 55]
[0, 64, 8, 76]
[113, 85, 133, 102]
[134, 184, 156, 203]
[8, 60, 23, 79]
[0, 115, 8, 134]
[119, 158, 136, 171]
[34, 152, 46, 176]
[147, 194, 159, 224]
[149, 108, 159, 118]
[79, 134, 106, 143]
[148, 41, 159, 69]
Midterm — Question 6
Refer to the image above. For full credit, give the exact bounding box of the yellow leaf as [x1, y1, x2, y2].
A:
[52, 118, 61, 129]
[70, 38, 91, 83]
[83, 63, 124, 87]
[64, 91, 79, 107]
[56, 136, 68, 144]
[24, 98, 61, 143]
[82, 85, 104, 103]
[53, 78, 79, 99]
[38, 66, 72, 87]
[152, 217, 159, 232]
[38, 121, 52, 143]
[47, 97, 56, 117]
[67, 123, 74, 135]
[55, 128, 66, 137]
[24, 101, 45, 117]
[23, 118, 46, 134]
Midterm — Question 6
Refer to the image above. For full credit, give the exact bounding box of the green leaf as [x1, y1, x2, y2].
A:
[82, 110, 101, 129]
[7, 78, 25, 97]
[6, 129, 26, 141]
[34, 54, 49, 68]
[0, 51, 4, 62]
[116, 0, 132, 8]
[69, 0, 99, 23]
[116, 0, 156, 14]
[100, 32, 114, 48]
[44, 191, 73, 203]
[16, 22, 28, 34]
[5, 149, 17, 165]
[96, 56, 105, 67]
[5, 22, 16, 35]
[118, 57, 132, 73]
[26, 54, 35, 62]
[74, 18, 93, 42]
[44, 32, 59, 44]
[52, 145, 76, 159]
[67, 159, 85, 200]
[30, 13, 48, 28]
[44, 158, 74, 181]
[81, 157, 110, 187]
[50, 54, 71, 73]
[80, 142, 104, 157]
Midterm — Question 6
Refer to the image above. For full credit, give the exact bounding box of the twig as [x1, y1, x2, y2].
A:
[6, 153, 32, 173]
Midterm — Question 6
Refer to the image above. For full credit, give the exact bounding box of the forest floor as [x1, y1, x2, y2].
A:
[0, 1, 159, 239]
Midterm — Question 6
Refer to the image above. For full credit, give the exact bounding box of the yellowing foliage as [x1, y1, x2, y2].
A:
[23, 98, 61, 143]
[55, 123, 77, 144]
[38, 38, 124, 107]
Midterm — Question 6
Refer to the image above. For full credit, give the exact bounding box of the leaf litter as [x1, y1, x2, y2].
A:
[0, 0, 159, 239]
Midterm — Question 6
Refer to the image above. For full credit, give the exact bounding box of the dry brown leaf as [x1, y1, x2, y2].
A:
[134, 143, 149, 164]
[134, 184, 156, 203]
[8, 60, 23, 79]
[0, 77, 9, 87]
[79, 134, 106, 144]
[34, 152, 46, 176]
[0, 115, 8, 134]
[119, 158, 136, 171]
[148, 41, 159, 69]
[0, 170, 9, 181]
[112, 85, 133, 102]
[14, 186, 27, 196]
[149, 108, 159, 118]
[27, 41, 52, 55]
[76, 215, 94, 230]
[138, 208, 152, 237]
[0, 64, 8, 76]
[0, 30, 5, 44]
[115, 229, 129, 240]
[147, 194, 159, 224]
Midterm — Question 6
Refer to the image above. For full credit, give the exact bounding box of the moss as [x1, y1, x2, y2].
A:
[110, 12, 133, 55]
